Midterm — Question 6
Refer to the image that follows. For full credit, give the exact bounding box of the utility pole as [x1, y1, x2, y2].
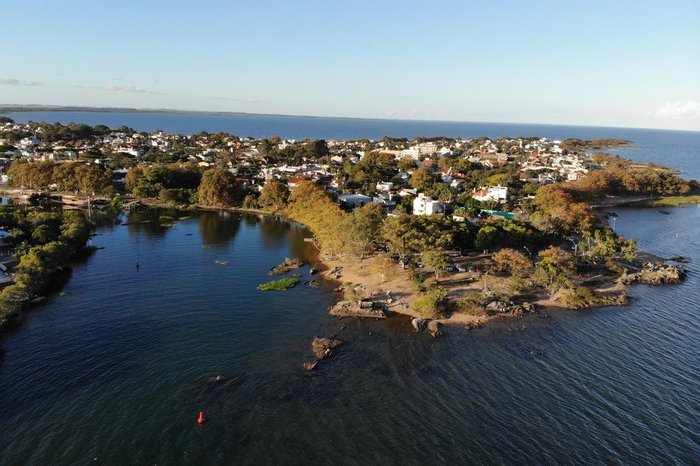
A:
[569, 238, 578, 256]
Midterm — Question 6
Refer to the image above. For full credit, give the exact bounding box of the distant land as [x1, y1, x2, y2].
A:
[3, 104, 697, 133]
[0, 104, 336, 120]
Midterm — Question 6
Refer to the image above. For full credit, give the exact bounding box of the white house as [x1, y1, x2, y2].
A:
[376, 181, 394, 192]
[337, 193, 373, 209]
[472, 185, 508, 203]
[413, 193, 444, 215]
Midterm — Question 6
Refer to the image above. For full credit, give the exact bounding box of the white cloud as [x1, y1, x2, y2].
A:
[654, 100, 700, 120]
[0, 75, 43, 86]
[73, 83, 165, 95]
[206, 95, 265, 104]
[104, 84, 164, 95]
[0, 76, 20, 85]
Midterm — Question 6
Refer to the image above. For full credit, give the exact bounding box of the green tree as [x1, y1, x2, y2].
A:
[492, 248, 532, 277]
[259, 180, 289, 212]
[533, 246, 576, 293]
[410, 167, 436, 191]
[198, 169, 243, 207]
[422, 248, 450, 280]
[342, 202, 384, 259]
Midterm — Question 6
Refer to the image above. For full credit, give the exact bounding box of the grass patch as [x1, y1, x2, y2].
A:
[257, 277, 300, 291]
[630, 194, 700, 207]
[455, 291, 489, 316]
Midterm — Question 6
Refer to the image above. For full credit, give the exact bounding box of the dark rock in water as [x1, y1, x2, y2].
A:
[658, 210, 671, 215]
[307, 280, 320, 288]
[670, 256, 690, 263]
[465, 321, 483, 330]
[329, 300, 387, 318]
[311, 337, 342, 359]
[309, 267, 318, 275]
[411, 318, 428, 333]
[269, 257, 304, 276]
[427, 320, 444, 338]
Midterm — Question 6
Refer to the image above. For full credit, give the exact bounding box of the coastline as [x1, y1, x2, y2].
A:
[314, 254, 633, 328]
[0, 195, 686, 331]
[113, 203, 688, 326]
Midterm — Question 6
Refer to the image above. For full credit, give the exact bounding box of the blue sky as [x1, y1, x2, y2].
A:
[1, 0, 699, 130]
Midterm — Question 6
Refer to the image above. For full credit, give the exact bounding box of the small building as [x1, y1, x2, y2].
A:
[373, 193, 397, 210]
[472, 185, 508, 203]
[337, 193, 373, 209]
[376, 181, 394, 192]
[413, 193, 444, 215]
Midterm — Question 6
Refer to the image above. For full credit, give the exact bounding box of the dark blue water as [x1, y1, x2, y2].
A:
[6, 111, 700, 178]
[0, 116, 699, 464]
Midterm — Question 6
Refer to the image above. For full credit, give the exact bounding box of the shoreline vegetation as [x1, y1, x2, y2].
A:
[1, 118, 696, 338]
[0, 208, 92, 327]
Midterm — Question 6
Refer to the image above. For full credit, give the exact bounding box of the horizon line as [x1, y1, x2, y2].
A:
[1, 103, 698, 135]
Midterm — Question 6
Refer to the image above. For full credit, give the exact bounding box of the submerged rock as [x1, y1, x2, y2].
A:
[303, 360, 318, 371]
[311, 337, 342, 359]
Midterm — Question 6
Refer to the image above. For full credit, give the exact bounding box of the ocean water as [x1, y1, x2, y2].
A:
[0, 114, 698, 464]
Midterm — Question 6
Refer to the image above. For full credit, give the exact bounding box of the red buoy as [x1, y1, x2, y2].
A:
[197, 411, 205, 424]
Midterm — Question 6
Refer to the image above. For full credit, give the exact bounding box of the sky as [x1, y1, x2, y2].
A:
[1, 0, 699, 130]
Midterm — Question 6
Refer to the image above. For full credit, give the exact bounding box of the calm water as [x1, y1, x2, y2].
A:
[0, 116, 699, 464]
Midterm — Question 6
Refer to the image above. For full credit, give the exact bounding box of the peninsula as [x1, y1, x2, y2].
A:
[0, 118, 696, 331]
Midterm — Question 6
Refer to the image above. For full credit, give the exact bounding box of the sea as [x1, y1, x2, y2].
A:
[0, 112, 698, 464]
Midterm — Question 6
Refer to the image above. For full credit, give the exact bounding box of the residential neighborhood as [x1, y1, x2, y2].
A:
[0, 118, 609, 227]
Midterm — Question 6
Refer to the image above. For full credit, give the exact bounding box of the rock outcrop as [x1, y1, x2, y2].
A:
[304, 337, 343, 371]
[427, 320, 443, 338]
[621, 263, 686, 285]
[329, 300, 388, 319]
[411, 318, 428, 333]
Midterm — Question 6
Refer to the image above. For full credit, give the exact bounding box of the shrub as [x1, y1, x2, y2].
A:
[343, 286, 364, 302]
[559, 286, 614, 309]
[413, 286, 450, 319]
[455, 291, 488, 316]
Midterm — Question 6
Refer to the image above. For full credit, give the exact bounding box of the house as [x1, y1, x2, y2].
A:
[337, 193, 373, 209]
[413, 193, 444, 215]
[373, 192, 397, 210]
[472, 185, 508, 203]
[376, 181, 394, 192]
